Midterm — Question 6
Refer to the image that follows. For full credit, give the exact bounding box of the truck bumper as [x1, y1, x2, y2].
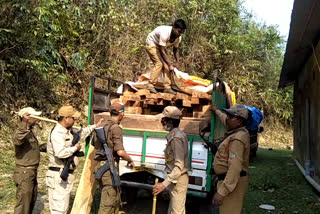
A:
[120, 180, 208, 198]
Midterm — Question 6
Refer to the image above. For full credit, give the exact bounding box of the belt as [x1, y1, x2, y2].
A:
[16, 165, 38, 169]
[217, 170, 247, 181]
[181, 172, 188, 176]
[49, 167, 74, 174]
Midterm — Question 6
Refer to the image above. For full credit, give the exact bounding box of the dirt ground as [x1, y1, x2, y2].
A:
[258, 119, 293, 150]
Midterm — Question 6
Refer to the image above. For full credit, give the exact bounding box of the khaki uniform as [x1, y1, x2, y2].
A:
[13, 121, 46, 214]
[46, 123, 95, 214]
[213, 110, 250, 214]
[146, 45, 172, 89]
[92, 119, 124, 214]
[163, 128, 189, 214]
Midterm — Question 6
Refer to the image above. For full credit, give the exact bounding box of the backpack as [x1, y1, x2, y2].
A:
[244, 105, 264, 131]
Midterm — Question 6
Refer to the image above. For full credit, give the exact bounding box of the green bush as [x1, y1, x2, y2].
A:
[0, 0, 292, 122]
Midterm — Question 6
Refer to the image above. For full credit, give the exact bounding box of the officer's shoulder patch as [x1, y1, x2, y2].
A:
[229, 152, 236, 160]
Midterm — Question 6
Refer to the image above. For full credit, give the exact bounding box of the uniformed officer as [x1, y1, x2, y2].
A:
[153, 106, 189, 214]
[46, 105, 103, 214]
[211, 104, 250, 214]
[92, 102, 135, 214]
[13, 107, 46, 214]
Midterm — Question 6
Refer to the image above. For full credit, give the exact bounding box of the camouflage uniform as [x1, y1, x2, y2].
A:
[13, 121, 46, 214]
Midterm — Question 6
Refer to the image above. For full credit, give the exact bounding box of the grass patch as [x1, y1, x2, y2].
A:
[244, 148, 320, 214]
[0, 150, 16, 211]
[1, 138, 320, 213]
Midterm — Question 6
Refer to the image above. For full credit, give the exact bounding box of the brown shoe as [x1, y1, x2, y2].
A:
[148, 87, 157, 93]
[163, 88, 177, 95]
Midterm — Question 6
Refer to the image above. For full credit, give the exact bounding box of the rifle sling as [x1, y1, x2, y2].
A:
[96, 124, 121, 185]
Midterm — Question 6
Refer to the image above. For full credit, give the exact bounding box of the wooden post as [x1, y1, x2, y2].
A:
[29, 115, 81, 129]
[152, 178, 159, 214]
[70, 139, 99, 214]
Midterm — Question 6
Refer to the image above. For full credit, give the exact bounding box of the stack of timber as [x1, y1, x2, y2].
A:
[71, 90, 214, 213]
[118, 89, 212, 118]
[95, 89, 214, 135]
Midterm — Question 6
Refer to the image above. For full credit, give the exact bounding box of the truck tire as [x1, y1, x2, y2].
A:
[188, 197, 219, 214]
[121, 186, 138, 208]
[199, 204, 219, 214]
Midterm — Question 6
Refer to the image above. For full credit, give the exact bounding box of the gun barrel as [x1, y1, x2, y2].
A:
[95, 127, 121, 187]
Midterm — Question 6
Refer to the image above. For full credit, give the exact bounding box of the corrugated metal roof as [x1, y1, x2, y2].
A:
[279, 0, 320, 88]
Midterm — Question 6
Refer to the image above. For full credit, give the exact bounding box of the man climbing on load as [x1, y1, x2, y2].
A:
[145, 19, 187, 95]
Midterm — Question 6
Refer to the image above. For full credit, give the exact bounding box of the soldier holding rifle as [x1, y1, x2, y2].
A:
[46, 105, 103, 214]
[92, 102, 135, 214]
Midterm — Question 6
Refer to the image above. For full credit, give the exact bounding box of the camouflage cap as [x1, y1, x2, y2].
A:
[157, 106, 182, 120]
[18, 107, 42, 117]
[58, 105, 81, 118]
[222, 104, 248, 120]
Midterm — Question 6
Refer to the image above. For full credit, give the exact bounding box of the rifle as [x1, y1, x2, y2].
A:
[199, 129, 219, 156]
[60, 127, 84, 181]
[94, 127, 121, 188]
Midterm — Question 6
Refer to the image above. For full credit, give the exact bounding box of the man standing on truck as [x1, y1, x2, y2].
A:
[46, 105, 103, 214]
[13, 107, 46, 214]
[153, 106, 189, 214]
[92, 102, 135, 214]
[146, 19, 187, 95]
[211, 104, 250, 214]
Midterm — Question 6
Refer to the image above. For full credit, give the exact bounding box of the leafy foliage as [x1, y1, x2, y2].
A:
[0, 0, 292, 122]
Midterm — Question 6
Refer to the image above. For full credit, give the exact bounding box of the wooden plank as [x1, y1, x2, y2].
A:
[143, 108, 152, 115]
[191, 97, 200, 104]
[193, 112, 204, 118]
[119, 96, 128, 104]
[123, 91, 134, 96]
[176, 92, 191, 100]
[124, 101, 136, 107]
[159, 93, 175, 101]
[182, 99, 192, 107]
[132, 101, 141, 107]
[156, 99, 164, 105]
[94, 113, 208, 135]
[70, 139, 98, 214]
[192, 91, 212, 99]
[146, 93, 158, 99]
[135, 89, 150, 96]
[125, 95, 141, 101]
[127, 107, 143, 114]
[144, 99, 155, 105]
[202, 105, 211, 113]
